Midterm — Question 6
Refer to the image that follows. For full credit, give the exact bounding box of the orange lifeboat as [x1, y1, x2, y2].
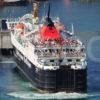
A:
[15, 23, 25, 29]
[15, 23, 25, 35]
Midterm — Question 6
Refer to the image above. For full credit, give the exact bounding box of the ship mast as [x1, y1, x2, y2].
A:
[32, 1, 39, 18]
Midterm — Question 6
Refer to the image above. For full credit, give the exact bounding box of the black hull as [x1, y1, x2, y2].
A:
[14, 46, 87, 93]
[0, 0, 28, 6]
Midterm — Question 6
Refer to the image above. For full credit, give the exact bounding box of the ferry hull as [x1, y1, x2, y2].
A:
[14, 47, 87, 93]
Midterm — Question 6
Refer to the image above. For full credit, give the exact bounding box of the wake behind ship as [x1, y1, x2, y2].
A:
[7, 2, 87, 93]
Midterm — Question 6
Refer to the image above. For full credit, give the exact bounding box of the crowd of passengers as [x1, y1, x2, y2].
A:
[34, 48, 85, 58]
[31, 38, 82, 48]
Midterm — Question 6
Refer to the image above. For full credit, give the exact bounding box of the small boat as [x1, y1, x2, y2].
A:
[0, 0, 28, 6]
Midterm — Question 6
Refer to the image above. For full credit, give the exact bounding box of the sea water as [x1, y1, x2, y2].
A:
[0, 0, 100, 100]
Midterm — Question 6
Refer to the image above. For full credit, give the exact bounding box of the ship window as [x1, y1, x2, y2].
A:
[45, 50, 47, 52]
[9, 23, 12, 27]
[52, 49, 54, 53]
[70, 49, 73, 52]
[50, 60, 54, 62]
[76, 59, 80, 62]
[34, 50, 37, 53]
[12, 23, 14, 26]
[57, 49, 59, 53]
[81, 49, 84, 52]
[59, 59, 62, 63]
[68, 59, 72, 62]
[63, 49, 65, 52]
[66, 49, 69, 52]
[49, 49, 52, 53]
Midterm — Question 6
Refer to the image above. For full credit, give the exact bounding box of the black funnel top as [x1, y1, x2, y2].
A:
[47, 3, 50, 18]
[45, 3, 54, 27]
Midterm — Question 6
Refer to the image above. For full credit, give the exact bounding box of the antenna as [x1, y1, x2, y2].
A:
[43, 1, 46, 17]
[71, 23, 74, 35]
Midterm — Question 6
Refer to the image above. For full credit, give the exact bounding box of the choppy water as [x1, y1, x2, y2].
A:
[0, 0, 100, 100]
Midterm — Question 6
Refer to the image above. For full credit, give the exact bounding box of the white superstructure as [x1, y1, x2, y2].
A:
[7, 13, 86, 71]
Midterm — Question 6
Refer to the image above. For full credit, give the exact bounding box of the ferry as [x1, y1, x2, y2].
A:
[7, 2, 87, 93]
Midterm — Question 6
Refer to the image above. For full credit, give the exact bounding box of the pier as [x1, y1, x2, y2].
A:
[0, 30, 13, 55]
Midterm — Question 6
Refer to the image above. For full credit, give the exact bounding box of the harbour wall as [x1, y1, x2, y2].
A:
[0, 30, 13, 55]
